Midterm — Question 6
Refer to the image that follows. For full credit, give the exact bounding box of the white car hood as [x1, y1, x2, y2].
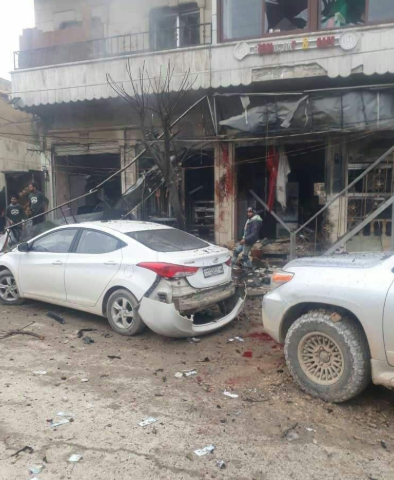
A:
[285, 252, 393, 270]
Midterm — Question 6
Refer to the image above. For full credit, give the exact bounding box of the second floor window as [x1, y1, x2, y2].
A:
[150, 4, 200, 50]
[221, 0, 394, 41]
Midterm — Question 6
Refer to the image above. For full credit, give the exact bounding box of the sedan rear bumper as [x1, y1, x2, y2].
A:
[138, 289, 246, 338]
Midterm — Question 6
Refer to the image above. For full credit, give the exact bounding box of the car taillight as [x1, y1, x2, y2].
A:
[271, 271, 294, 289]
[137, 262, 199, 279]
[225, 257, 231, 266]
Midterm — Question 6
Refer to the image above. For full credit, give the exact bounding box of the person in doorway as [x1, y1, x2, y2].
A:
[28, 183, 48, 225]
[5, 194, 26, 243]
[232, 207, 263, 269]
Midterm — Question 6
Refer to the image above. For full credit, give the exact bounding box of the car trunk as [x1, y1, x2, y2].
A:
[157, 245, 231, 289]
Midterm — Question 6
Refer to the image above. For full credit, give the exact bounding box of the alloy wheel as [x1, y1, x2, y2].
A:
[297, 331, 344, 386]
[111, 297, 135, 330]
[0, 275, 19, 303]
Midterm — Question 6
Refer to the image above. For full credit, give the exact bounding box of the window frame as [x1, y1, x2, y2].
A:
[72, 228, 125, 255]
[218, 0, 394, 43]
[29, 228, 79, 254]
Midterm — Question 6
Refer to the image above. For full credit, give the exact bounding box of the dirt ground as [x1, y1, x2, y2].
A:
[1, 298, 394, 480]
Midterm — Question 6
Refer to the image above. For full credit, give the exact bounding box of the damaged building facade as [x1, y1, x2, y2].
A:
[10, 0, 394, 254]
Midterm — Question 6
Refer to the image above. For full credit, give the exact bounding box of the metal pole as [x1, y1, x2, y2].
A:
[94, 95, 208, 191]
[391, 203, 394, 251]
[290, 232, 296, 260]
[250, 190, 292, 233]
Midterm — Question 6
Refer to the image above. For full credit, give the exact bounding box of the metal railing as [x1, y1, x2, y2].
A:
[14, 23, 212, 70]
[251, 143, 394, 260]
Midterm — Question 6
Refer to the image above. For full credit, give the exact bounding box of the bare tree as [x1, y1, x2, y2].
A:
[107, 60, 197, 230]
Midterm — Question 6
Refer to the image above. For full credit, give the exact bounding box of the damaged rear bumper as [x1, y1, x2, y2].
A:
[138, 289, 246, 338]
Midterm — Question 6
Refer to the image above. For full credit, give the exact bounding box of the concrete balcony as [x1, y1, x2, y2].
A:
[11, 23, 394, 110]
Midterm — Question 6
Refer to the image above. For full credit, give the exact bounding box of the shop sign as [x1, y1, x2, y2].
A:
[234, 32, 359, 61]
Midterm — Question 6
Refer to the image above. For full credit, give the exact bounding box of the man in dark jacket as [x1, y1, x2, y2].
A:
[28, 183, 48, 225]
[6, 194, 26, 243]
[232, 207, 263, 269]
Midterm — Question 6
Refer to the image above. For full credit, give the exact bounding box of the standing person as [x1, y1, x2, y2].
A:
[28, 183, 48, 225]
[5, 194, 26, 243]
[232, 207, 263, 269]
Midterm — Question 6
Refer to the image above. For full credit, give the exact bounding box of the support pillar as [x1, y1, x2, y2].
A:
[214, 142, 237, 247]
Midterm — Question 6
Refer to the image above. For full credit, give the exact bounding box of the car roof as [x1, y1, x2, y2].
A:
[70, 220, 173, 234]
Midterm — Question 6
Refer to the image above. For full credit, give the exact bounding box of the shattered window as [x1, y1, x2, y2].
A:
[265, 0, 309, 33]
[368, 0, 394, 22]
[127, 229, 209, 252]
[222, 0, 263, 40]
[320, 0, 365, 28]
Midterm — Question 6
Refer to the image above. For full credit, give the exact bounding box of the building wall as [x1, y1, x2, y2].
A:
[0, 79, 42, 194]
[33, 0, 212, 37]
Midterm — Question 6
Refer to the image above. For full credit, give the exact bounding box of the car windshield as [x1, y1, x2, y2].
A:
[126, 229, 209, 252]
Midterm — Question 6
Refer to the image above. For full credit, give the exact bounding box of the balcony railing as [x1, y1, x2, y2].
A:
[14, 23, 212, 70]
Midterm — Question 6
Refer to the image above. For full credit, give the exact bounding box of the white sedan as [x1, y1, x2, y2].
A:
[0, 221, 245, 337]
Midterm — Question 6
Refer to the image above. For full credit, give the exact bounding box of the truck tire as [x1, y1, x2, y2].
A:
[285, 309, 371, 403]
[107, 289, 146, 336]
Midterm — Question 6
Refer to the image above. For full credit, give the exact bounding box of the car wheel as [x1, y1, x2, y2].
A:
[107, 289, 146, 336]
[285, 310, 371, 403]
[0, 270, 25, 306]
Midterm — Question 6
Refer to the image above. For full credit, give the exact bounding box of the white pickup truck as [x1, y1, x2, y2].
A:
[263, 253, 394, 403]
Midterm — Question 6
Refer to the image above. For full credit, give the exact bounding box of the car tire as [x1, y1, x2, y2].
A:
[0, 270, 25, 306]
[107, 289, 146, 336]
[285, 309, 371, 403]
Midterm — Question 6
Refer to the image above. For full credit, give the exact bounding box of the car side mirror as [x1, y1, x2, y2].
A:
[18, 242, 29, 253]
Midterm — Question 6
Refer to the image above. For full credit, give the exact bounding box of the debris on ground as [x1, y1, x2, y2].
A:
[175, 372, 184, 378]
[49, 418, 70, 428]
[216, 460, 226, 469]
[223, 391, 239, 399]
[81, 378, 89, 383]
[77, 328, 97, 338]
[282, 423, 300, 442]
[228, 336, 245, 343]
[139, 417, 157, 427]
[29, 465, 45, 475]
[183, 370, 197, 377]
[68, 454, 83, 463]
[107, 355, 121, 360]
[33, 370, 47, 376]
[46, 312, 65, 324]
[10, 446, 34, 457]
[194, 445, 215, 457]
[242, 351, 253, 358]
[82, 336, 95, 345]
[56, 412, 74, 418]
[0, 323, 44, 341]
[187, 337, 201, 344]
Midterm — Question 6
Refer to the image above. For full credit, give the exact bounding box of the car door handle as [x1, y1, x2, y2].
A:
[104, 261, 118, 266]
[52, 260, 63, 265]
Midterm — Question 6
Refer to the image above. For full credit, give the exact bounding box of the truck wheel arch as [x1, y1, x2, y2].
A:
[280, 303, 367, 345]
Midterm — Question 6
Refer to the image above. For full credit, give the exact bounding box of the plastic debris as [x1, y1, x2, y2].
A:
[56, 412, 74, 418]
[174, 372, 184, 378]
[69, 454, 83, 463]
[33, 370, 47, 376]
[81, 378, 89, 383]
[223, 391, 239, 399]
[183, 370, 197, 377]
[139, 417, 157, 427]
[216, 460, 226, 469]
[194, 445, 215, 457]
[228, 337, 245, 343]
[47, 312, 65, 324]
[29, 465, 45, 475]
[50, 418, 70, 428]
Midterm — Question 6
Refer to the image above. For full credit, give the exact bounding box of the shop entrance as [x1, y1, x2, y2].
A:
[236, 144, 325, 242]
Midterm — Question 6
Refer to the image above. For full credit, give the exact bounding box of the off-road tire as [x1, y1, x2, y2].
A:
[0, 270, 25, 306]
[285, 309, 371, 403]
[107, 289, 146, 336]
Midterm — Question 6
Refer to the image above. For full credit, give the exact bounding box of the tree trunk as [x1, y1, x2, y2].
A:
[167, 179, 186, 231]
